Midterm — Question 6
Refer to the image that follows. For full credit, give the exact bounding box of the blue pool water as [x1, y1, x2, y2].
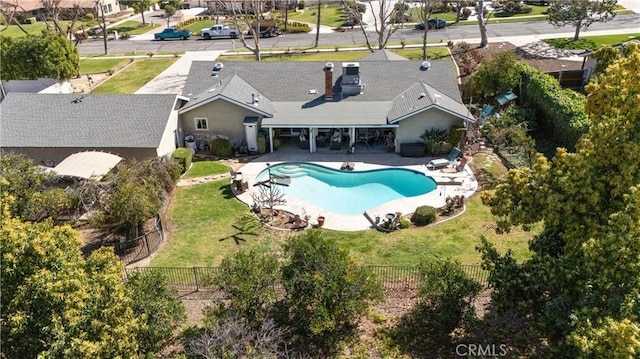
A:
[254, 162, 436, 215]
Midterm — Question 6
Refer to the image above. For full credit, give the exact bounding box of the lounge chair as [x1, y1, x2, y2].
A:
[447, 147, 461, 163]
[441, 157, 467, 173]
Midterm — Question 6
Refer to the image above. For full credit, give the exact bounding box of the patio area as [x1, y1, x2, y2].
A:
[230, 152, 478, 231]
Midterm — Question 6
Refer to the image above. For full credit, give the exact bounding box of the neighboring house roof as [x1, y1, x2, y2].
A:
[1, 0, 96, 12]
[180, 73, 275, 116]
[181, 60, 470, 126]
[359, 49, 409, 62]
[52, 151, 123, 180]
[0, 93, 177, 148]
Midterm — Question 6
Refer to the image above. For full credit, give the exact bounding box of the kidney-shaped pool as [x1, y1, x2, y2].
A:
[254, 162, 437, 215]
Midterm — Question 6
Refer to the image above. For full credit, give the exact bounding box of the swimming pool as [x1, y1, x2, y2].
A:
[254, 162, 437, 215]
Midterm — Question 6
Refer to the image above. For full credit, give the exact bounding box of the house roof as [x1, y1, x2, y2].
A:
[180, 73, 275, 116]
[181, 59, 469, 125]
[387, 81, 472, 123]
[0, 93, 177, 148]
[359, 49, 409, 62]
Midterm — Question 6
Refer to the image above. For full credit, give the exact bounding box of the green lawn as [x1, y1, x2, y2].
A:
[222, 47, 450, 62]
[79, 58, 130, 74]
[151, 155, 534, 268]
[392, 47, 451, 60]
[184, 160, 230, 179]
[109, 20, 159, 35]
[288, 5, 346, 27]
[183, 20, 216, 34]
[543, 33, 640, 50]
[91, 58, 177, 94]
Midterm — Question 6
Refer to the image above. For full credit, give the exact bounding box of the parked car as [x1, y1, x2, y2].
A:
[200, 24, 240, 40]
[414, 18, 447, 30]
[154, 27, 191, 41]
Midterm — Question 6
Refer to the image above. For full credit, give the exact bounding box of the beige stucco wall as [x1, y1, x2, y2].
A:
[395, 108, 464, 147]
[180, 99, 263, 147]
[1, 147, 158, 166]
[156, 108, 179, 157]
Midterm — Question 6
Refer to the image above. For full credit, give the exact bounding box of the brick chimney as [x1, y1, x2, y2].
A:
[324, 62, 334, 100]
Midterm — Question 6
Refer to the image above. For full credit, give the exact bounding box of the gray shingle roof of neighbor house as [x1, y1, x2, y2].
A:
[181, 59, 469, 124]
[0, 93, 178, 148]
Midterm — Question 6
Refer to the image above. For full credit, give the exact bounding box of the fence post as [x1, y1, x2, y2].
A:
[144, 234, 151, 258]
[193, 267, 199, 291]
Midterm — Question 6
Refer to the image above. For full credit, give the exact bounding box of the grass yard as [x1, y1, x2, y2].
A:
[0, 20, 94, 38]
[79, 58, 130, 74]
[151, 154, 534, 268]
[288, 5, 346, 27]
[222, 47, 450, 62]
[184, 160, 230, 179]
[91, 58, 176, 94]
[109, 20, 159, 35]
[543, 33, 640, 50]
[392, 47, 451, 60]
[183, 19, 216, 34]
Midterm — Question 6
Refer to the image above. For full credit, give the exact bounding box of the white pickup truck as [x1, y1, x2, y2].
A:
[200, 24, 240, 40]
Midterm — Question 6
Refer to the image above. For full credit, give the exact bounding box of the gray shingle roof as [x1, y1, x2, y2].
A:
[388, 82, 472, 122]
[0, 93, 177, 148]
[180, 73, 275, 116]
[359, 50, 409, 62]
[181, 59, 466, 125]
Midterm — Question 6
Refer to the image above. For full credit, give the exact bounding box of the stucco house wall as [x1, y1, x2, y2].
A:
[156, 109, 180, 157]
[395, 108, 464, 145]
[180, 99, 263, 147]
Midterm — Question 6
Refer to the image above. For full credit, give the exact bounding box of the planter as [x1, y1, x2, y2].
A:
[317, 216, 325, 227]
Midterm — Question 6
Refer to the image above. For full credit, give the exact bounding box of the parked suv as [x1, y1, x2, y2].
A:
[414, 18, 447, 30]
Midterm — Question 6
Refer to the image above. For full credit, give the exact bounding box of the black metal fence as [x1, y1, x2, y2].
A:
[107, 215, 164, 265]
[125, 264, 488, 292]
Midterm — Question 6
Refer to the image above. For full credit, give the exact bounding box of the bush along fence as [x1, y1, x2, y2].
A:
[107, 215, 164, 265]
[125, 264, 488, 292]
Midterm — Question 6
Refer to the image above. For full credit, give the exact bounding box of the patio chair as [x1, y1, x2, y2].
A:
[446, 147, 461, 163]
[479, 105, 494, 125]
[441, 157, 467, 173]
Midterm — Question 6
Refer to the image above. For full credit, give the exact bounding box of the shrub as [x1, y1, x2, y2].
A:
[298, 0, 304, 10]
[448, 125, 465, 148]
[420, 128, 448, 156]
[210, 136, 233, 157]
[126, 270, 186, 354]
[411, 206, 437, 226]
[282, 231, 383, 353]
[171, 147, 192, 174]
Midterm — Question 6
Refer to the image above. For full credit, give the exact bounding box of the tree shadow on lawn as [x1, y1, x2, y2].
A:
[219, 214, 261, 245]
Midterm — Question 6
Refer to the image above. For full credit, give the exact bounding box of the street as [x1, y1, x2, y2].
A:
[77, 13, 639, 55]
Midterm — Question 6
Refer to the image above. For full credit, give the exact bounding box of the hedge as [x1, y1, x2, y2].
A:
[171, 148, 192, 174]
[520, 67, 589, 151]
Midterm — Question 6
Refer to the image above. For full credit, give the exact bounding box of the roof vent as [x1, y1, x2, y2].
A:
[420, 61, 431, 71]
[434, 93, 442, 103]
[419, 92, 426, 99]
[308, 89, 318, 94]
[213, 62, 224, 72]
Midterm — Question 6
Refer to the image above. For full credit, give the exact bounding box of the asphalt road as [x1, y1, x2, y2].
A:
[77, 14, 639, 55]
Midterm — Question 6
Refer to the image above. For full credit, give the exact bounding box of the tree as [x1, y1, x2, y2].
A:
[121, 0, 152, 25]
[0, 33, 79, 80]
[344, 0, 400, 51]
[164, 4, 176, 27]
[93, 0, 108, 54]
[478, 45, 640, 355]
[281, 230, 383, 353]
[393, 261, 481, 356]
[547, 0, 617, 41]
[126, 270, 186, 354]
[211, 246, 280, 327]
[1, 202, 140, 358]
[469, 51, 526, 98]
[0, 154, 78, 221]
[415, 0, 444, 60]
[215, 0, 268, 61]
[477, 0, 489, 47]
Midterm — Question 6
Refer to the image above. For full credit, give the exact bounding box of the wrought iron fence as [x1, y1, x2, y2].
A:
[106, 215, 164, 265]
[125, 264, 488, 292]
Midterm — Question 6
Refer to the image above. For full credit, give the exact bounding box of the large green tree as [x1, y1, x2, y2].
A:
[547, 0, 617, 41]
[479, 44, 640, 355]
[0, 33, 79, 80]
[282, 230, 383, 353]
[1, 202, 140, 358]
[121, 0, 153, 24]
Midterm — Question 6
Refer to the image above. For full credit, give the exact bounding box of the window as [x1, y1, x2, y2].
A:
[107, 3, 112, 12]
[195, 118, 208, 131]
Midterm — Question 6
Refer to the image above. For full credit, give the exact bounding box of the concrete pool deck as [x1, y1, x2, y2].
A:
[230, 152, 478, 231]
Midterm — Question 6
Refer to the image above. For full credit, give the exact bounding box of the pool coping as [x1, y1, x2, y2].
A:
[231, 154, 478, 231]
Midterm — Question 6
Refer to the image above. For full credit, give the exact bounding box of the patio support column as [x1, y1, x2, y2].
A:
[268, 128, 274, 153]
[308, 127, 314, 153]
[349, 127, 356, 148]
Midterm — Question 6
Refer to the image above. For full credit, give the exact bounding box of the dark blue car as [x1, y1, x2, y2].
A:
[414, 18, 447, 30]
